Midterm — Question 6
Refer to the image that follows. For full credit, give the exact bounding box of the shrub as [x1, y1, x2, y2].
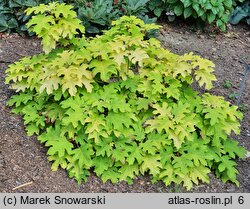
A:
[5, 2, 246, 190]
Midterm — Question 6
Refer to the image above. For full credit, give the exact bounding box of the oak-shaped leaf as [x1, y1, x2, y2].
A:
[45, 135, 73, 157]
[140, 155, 162, 175]
[66, 144, 93, 183]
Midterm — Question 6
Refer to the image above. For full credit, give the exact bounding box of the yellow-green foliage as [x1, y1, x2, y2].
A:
[5, 3, 246, 190]
[25, 2, 85, 53]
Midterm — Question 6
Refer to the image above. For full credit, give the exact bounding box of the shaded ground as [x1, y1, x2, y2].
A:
[0, 22, 249, 193]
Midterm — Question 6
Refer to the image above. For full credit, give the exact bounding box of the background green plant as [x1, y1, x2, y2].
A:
[0, 0, 248, 34]
[0, 0, 156, 34]
[77, 0, 156, 34]
[223, 79, 232, 89]
[5, 2, 246, 190]
[230, 0, 250, 25]
[147, 0, 247, 31]
[0, 0, 69, 33]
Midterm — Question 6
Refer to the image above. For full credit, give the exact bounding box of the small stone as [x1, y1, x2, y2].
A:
[15, 180, 21, 185]
[32, 42, 38, 47]
[227, 188, 236, 192]
[139, 180, 145, 185]
[13, 165, 20, 171]
[244, 151, 250, 158]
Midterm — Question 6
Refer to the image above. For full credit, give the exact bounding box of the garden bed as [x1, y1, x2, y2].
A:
[0, 21, 249, 192]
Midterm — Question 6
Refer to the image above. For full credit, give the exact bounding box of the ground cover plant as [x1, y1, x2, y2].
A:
[5, 2, 246, 190]
[77, 0, 156, 34]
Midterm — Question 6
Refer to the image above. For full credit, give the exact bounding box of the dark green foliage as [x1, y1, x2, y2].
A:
[230, 0, 250, 25]
[0, 0, 31, 33]
[77, 0, 120, 34]
[0, 0, 156, 35]
[147, 0, 247, 31]
[148, 0, 166, 17]
[0, 0, 68, 33]
[0, 0, 248, 34]
[223, 80, 232, 89]
[78, 0, 156, 34]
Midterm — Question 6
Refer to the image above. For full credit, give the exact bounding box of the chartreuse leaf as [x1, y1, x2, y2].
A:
[5, 9, 246, 191]
[26, 123, 40, 136]
[45, 103, 65, 123]
[89, 59, 118, 82]
[119, 163, 139, 181]
[60, 65, 93, 95]
[140, 155, 162, 175]
[60, 96, 88, 128]
[38, 125, 60, 143]
[217, 155, 239, 186]
[48, 154, 70, 171]
[22, 104, 45, 126]
[39, 76, 61, 95]
[53, 3, 76, 18]
[201, 93, 242, 136]
[67, 143, 93, 184]
[141, 140, 158, 155]
[93, 156, 113, 177]
[126, 144, 143, 165]
[25, 2, 85, 54]
[62, 107, 86, 128]
[158, 164, 176, 186]
[172, 60, 192, 78]
[106, 112, 136, 137]
[223, 139, 246, 159]
[7, 91, 33, 107]
[94, 137, 113, 157]
[175, 169, 193, 191]
[189, 166, 210, 185]
[128, 48, 149, 66]
[101, 167, 120, 183]
[173, 155, 194, 175]
[145, 102, 174, 134]
[85, 113, 106, 135]
[192, 57, 216, 89]
[46, 135, 73, 158]
[163, 78, 182, 100]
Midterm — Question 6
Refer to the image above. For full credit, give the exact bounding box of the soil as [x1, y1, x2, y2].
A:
[0, 22, 249, 193]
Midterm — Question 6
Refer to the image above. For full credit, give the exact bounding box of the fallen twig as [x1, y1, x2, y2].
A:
[14, 51, 28, 57]
[12, 181, 33, 191]
[0, 60, 12, 63]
